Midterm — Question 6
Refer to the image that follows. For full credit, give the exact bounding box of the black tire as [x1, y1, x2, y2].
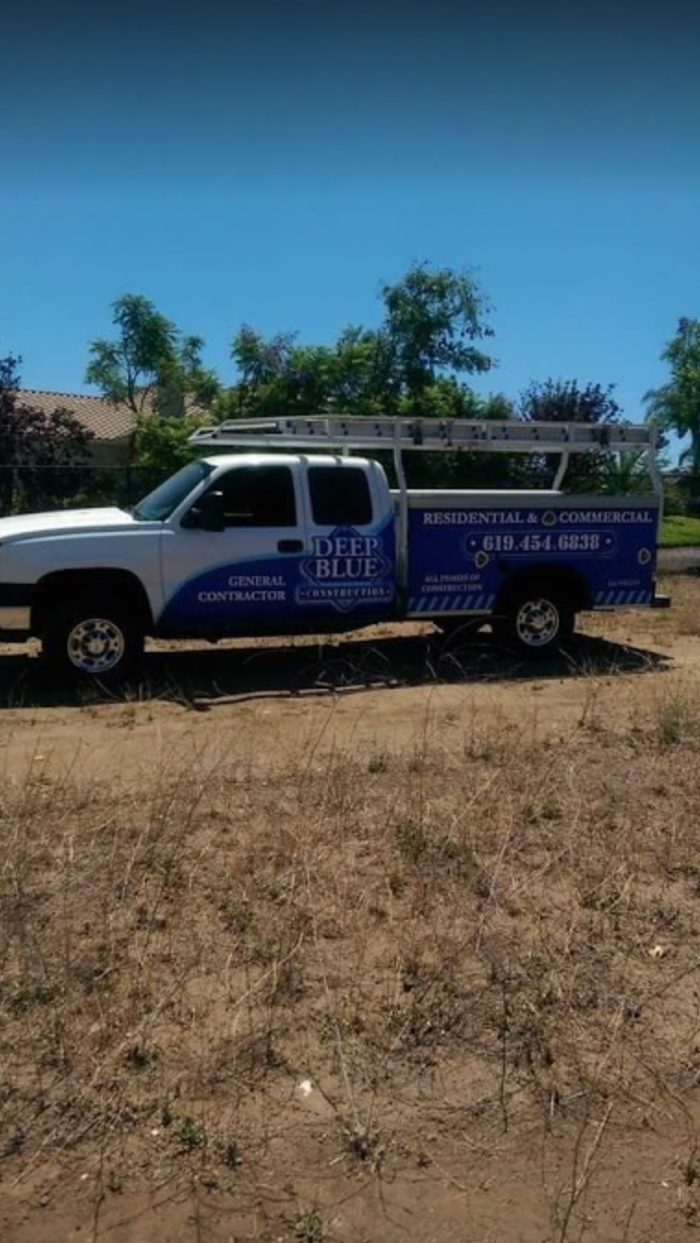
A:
[497, 591, 574, 658]
[42, 599, 144, 685]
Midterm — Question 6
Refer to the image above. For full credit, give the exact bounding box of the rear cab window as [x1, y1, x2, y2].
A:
[308, 465, 373, 526]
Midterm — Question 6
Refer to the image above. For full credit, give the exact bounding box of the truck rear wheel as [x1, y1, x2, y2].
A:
[499, 591, 574, 657]
[42, 599, 144, 684]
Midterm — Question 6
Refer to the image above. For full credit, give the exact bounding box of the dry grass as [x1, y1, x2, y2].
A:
[2, 664, 700, 1242]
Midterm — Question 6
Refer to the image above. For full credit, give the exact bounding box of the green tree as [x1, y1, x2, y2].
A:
[223, 263, 495, 421]
[397, 387, 519, 489]
[379, 261, 494, 401]
[519, 378, 622, 426]
[132, 410, 213, 494]
[599, 452, 651, 495]
[86, 295, 219, 417]
[645, 318, 700, 507]
[227, 327, 332, 417]
[224, 324, 398, 419]
[0, 352, 94, 514]
[518, 379, 623, 491]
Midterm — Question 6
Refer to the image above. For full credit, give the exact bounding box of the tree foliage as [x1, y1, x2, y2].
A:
[519, 379, 622, 427]
[132, 411, 212, 493]
[645, 319, 700, 506]
[86, 295, 219, 417]
[226, 323, 403, 419]
[221, 263, 502, 488]
[598, 452, 650, 496]
[222, 262, 495, 423]
[379, 261, 494, 398]
[517, 379, 624, 491]
[66, 268, 661, 502]
[0, 353, 94, 514]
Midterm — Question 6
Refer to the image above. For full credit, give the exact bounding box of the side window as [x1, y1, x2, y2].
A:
[309, 466, 373, 526]
[215, 465, 297, 527]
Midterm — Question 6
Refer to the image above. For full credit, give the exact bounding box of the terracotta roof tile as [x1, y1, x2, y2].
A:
[15, 390, 136, 442]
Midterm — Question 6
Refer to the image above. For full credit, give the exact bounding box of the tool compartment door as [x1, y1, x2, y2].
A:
[405, 495, 659, 616]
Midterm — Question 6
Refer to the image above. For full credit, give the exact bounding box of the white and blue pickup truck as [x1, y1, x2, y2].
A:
[0, 416, 669, 682]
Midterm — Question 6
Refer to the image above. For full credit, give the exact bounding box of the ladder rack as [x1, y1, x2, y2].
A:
[188, 415, 657, 456]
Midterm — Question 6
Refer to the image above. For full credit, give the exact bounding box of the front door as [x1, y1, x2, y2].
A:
[157, 462, 305, 635]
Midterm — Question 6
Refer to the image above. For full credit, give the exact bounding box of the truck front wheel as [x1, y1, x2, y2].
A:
[499, 591, 574, 657]
[42, 600, 144, 683]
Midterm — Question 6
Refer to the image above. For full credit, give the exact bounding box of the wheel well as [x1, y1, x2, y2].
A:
[494, 565, 591, 616]
[32, 570, 153, 635]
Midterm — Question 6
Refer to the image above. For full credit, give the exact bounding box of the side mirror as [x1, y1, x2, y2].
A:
[182, 490, 225, 532]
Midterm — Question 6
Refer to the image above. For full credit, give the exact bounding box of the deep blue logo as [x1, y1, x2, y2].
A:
[297, 526, 394, 612]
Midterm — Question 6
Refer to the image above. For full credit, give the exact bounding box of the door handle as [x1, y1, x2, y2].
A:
[277, 538, 304, 553]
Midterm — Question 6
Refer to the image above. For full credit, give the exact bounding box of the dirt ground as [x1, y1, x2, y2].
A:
[2, 575, 700, 1242]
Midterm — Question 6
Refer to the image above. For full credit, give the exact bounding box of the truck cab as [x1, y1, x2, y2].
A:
[152, 453, 397, 636]
[0, 454, 397, 679]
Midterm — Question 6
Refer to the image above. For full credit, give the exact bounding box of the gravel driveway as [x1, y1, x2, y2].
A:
[658, 546, 700, 572]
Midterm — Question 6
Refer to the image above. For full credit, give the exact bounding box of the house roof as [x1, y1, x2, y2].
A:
[15, 390, 137, 442]
[15, 390, 210, 441]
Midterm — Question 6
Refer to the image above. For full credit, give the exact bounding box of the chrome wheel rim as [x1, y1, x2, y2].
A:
[515, 599, 559, 648]
[66, 618, 125, 673]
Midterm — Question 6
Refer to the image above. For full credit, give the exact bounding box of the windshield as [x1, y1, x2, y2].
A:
[132, 460, 214, 522]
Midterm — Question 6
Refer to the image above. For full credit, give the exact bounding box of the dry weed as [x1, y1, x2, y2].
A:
[1, 689, 700, 1239]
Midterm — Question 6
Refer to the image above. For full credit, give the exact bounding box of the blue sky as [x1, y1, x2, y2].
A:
[2, 2, 699, 439]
